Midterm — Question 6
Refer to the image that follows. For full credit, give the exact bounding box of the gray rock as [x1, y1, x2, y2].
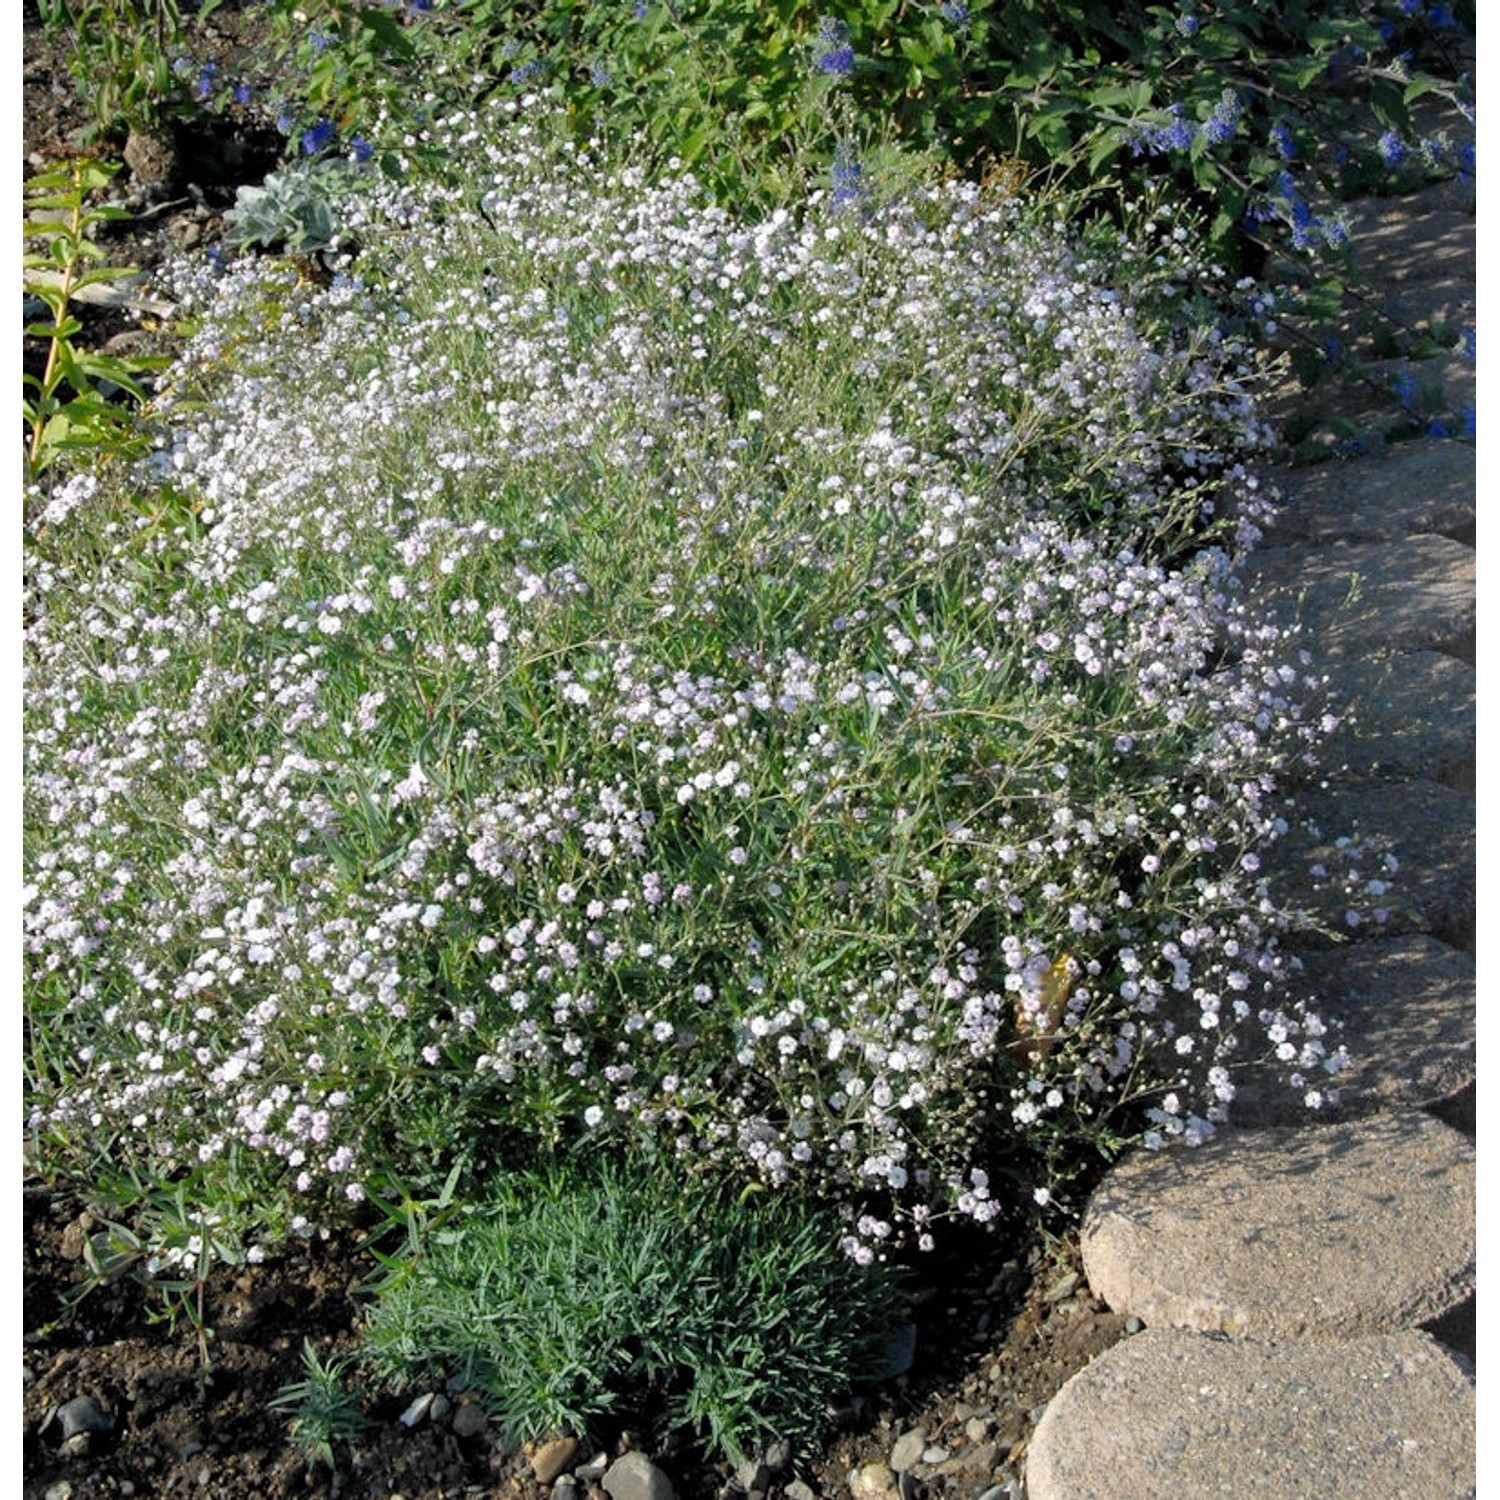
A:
[783, 1482, 817, 1500]
[889, 1427, 927, 1473]
[1305, 651, 1474, 792]
[1080, 1111, 1474, 1340]
[1269, 778, 1475, 952]
[449, 1399, 488, 1439]
[602, 1451, 676, 1500]
[49, 1395, 114, 1440]
[1025, 1327, 1475, 1500]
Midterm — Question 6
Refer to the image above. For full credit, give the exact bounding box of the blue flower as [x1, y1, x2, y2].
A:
[276, 104, 298, 135]
[1430, 4, 1458, 29]
[1391, 367, 1419, 410]
[194, 61, 218, 100]
[939, 1, 968, 22]
[350, 134, 374, 164]
[510, 59, 543, 85]
[233, 81, 252, 106]
[301, 118, 337, 156]
[1428, 417, 1451, 438]
[817, 44, 854, 77]
[1462, 406, 1477, 439]
[310, 32, 335, 53]
[590, 58, 612, 86]
[1199, 89, 1241, 147]
[831, 141, 868, 213]
[1175, 12, 1200, 36]
[1269, 122, 1297, 161]
[1134, 102, 1197, 156]
[1460, 325, 1476, 361]
[816, 16, 854, 78]
[633, 0, 649, 16]
[1379, 129, 1408, 168]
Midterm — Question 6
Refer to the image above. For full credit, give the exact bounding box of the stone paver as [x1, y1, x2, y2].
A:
[1025, 1327, 1475, 1500]
[1309, 651, 1474, 792]
[1263, 440, 1475, 546]
[1268, 778, 1475, 952]
[1241, 533, 1475, 658]
[1079, 1111, 1474, 1341]
[1225, 935, 1475, 1131]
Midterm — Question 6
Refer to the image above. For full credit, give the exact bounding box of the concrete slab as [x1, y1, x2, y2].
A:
[1306, 651, 1474, 793]
[1263, 440, 1474, 546]
[1268, 778, 1475, 952]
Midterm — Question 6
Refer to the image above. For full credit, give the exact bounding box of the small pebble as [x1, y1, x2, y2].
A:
[1125, 1315, 1144, 1334]
[889, 1427, 927, 1473]
[451, 1400, 488, 1439]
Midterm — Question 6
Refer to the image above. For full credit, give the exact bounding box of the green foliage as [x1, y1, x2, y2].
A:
[53, 1161, 260, 1372]
[225, 158, 366, 253]
[250, 0, 1472, 266]
[36, 0, 219, 140]
[359, 1160, 908, 1464]
[23, 158, 168, 488]
[270, 1341, 373, 1471]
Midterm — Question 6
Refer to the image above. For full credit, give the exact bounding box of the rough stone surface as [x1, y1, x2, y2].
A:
[1230, 935, 1474, 1130]
[1079, 1111, 1474, 1341]
[1263, 440, 1475, 546]
[1270, 778, 1475, 952]
[530, 1436, 580, 1485]
[1025, 1327, 1475, 1500]
[602, 1451, 676, 1500]
[1307, 650, 1475, 792]
[1240, 534, 1475, 658]
[888, 1428, 927, 1474]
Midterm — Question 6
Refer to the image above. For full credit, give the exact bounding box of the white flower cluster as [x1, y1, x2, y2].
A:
[25, 102, 1346, 1254]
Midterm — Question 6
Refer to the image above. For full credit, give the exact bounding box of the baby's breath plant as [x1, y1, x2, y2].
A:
[25, 104, 1344, 1271]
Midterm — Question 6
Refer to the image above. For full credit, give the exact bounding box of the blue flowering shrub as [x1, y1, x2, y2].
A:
[24, 105, 1345, 1269]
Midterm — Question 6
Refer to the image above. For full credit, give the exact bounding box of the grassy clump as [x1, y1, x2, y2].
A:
[360, 1160, 908, 1463]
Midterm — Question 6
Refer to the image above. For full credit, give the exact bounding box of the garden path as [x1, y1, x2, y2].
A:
[1023, 165, 1478, 1500]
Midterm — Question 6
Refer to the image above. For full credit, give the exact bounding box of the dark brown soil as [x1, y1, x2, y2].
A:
[22, 10, 1129, 1497]
[23, 1178, 1130, 1500]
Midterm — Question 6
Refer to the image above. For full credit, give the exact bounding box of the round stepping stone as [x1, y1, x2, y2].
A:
[1229, 935, 1474, 1130]
[1264, 441, 1474, 547]
[1080, 1111, 1473, 1340]
[1025, 1327, 1474, 1500]
[1241, 533, 1474, 659]
[1308, 650, 1474, 793]
[1267, 778, 1475, 954]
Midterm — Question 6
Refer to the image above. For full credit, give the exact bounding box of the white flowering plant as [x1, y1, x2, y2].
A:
[24, 103, 1347, 1266]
